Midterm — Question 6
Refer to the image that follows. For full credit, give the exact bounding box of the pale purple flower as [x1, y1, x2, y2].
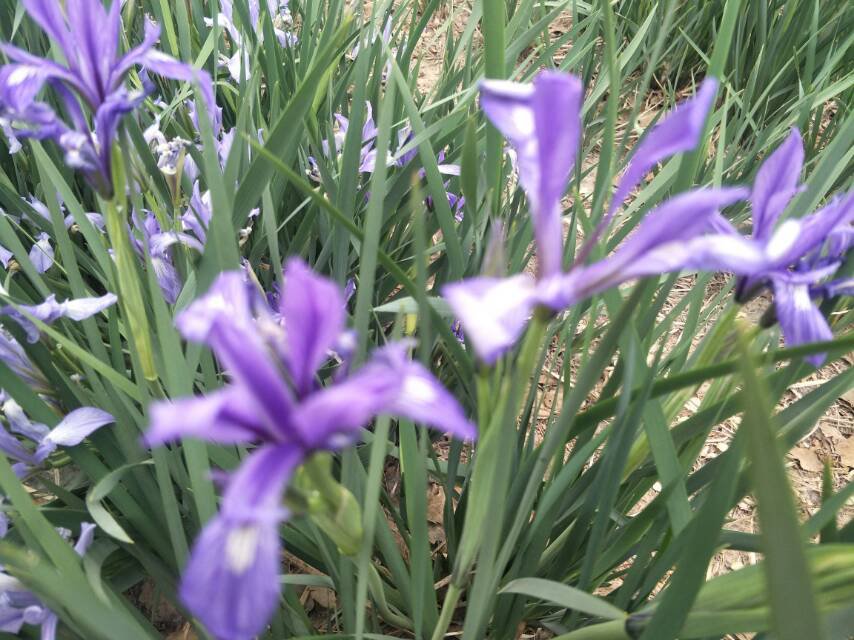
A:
[0, 292, 117, 343]
[0, 522, 96, 639]
[206, 0, 297, 83]
[145, 258, 474, 640]
[28, 232, 53, 273]
[0, 0, 215, 196]
[443, 72, 750, 363]
[0, 244, 11, 269]
[708, 129, 853, 365]
[0, 395, 113, 476]
[0, 331, 49, 395]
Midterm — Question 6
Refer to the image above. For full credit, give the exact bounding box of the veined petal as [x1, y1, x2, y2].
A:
[145, 386, 268, 447]
[28, 233, 53, 273]
[280, 258, 345, 395]
[61, 293, 118, 320]
[294, 367, 399, 450]
[176, 272, 296, 440]
[368, 343, 476, 441]
[609, 78, 718, 215]
[140, 50, 216, 120]
[19, 1, 75, 67]
[557, 187, 750, 306]
[480, 72, 583, 277]
[442, 274, 539, 364]
[180, 445, 301, 640]
[769, 191, 854, 268]
[751, 128, 803, 240]
[772, 279, 832, 367]
[43, 407, 113, 447]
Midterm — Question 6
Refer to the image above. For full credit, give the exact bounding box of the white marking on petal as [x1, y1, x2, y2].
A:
[402, 375, 436, 406]
[8, 66, 38, 87]
[792, 285, 812, 311]
[765, 219, 800, 261]
[225, 525, 260, 573]
[511, 106, 535, 137]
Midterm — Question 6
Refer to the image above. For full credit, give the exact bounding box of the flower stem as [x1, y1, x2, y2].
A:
[430, 582, 461, 640]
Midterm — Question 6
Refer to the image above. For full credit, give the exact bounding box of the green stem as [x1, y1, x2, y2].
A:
[430, 583, 461, 640]
[552, 619, 629, 640]
[482, 0, 506, 212]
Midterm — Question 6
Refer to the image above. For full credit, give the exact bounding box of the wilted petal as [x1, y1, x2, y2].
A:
[180, 445, 300, 640]
[145, 386, 269, 447]
[480, 71, 583, 277]
[609, 78, 718, 215]
[772, 279, 832, 367]
[73, 522, 97, 556]
[442, 274, 539, 364]
[280, 258, 345, 395]
[751, 128, 804, 240]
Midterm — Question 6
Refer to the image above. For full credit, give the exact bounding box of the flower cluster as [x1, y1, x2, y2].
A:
[444, 72, 852, 364]
[145, 258, 475, 640]
[0, 522, 96, 639]
[0, 0, 214, 196]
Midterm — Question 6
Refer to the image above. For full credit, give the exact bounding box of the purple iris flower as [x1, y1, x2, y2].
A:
[443, 72, 753, 363]
[27, 232, 54, 273]
[144, 258, 474, 640]
[0, 522, 96, 639]
[129, 209, 204, 305]
[0, 292, 117, 343]
[0, 0, 214, 196]
[0, 394, 113, 477]
[207, 0, 297, 82]
[708, 128, 853, 365]
[308, 102, 389, 180]
[0, 331, 49, 395]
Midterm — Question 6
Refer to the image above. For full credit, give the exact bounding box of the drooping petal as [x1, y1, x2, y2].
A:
[480, 71, 583, 277]
[144, 386, 269, 447]
[442, 274, 539, 364]
[61, 293, 118, 320]
[0, 243, 13, 268]
[751, 128, 804, 240]
[767, 191, 854, 269]
[558, 187, 750, 306]
[180, 445, 301, 640]
[139, 49, 216, 121]
[34, 407, 114, 462]
[280, 258, 345, 395]
[368, 343, 477, 441]
[28, 233, 53, 273]
[293, 367, 399, 450]
[772, 279, 832, 367]
[609, 78, 718, 215]
[73, 522, 97, 556]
